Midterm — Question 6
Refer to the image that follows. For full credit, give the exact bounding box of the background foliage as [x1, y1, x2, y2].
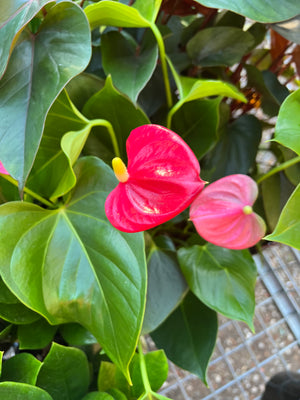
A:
[0, 0, 299, 398]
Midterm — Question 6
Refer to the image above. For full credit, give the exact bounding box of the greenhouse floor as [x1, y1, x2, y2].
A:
[151, 244, 300, 400]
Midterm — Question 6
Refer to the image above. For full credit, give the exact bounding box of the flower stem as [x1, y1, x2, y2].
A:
[0, 173, 55, 208]
[150, 23, 173, 109]
[91, 119, 121, 158]
[257, 156, 300, 184]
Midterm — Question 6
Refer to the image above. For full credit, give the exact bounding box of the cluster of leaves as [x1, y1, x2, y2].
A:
[0, 0, 299, 398]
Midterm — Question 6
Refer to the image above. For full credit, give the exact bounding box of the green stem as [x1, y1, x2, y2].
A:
[0, 174, 54, 208]
[166, 100, 183, 129]
[150, 23, 173, 109]
[138, 339, 153, 399]
[257, 156, 300, 184]
[91, 119, 121, 158]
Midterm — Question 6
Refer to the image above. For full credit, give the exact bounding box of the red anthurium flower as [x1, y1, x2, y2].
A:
[105, 124, 205, 232]
[0, 161, 9, 175]
[190, 174, 266, 250]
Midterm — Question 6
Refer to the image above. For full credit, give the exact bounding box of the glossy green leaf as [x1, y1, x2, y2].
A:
[66, 73, 105, 111]
[0, 382, 53, 399]
[186, 27, 254, 67]
[0, 353, 42, 385]
[261, 174, 282, 231]
[274, 89, 300, 156]
[0, 352, 2, 376]
[193, 0, 300, 23]
[0, 302, 40, 325]
[83, 76, 150, 162]
[178, 244, 257, 329]
[27, 90, 99, 200]
[0, 157, 147, 379]
[60, 323, 97, 346]
[142, 248, 187, 334]
[281, 148, 300, 186]
[0, 0, 53, 78]
[18, 319, 57, 350]
[36, 343, 89, 400]
[0, 2, 91, 187]
[203, 114, 262, 181]
[101, 30, 158, 103]
[171, 98, 221, 159]
[151, 292, 217, 383]
[265, 184, 300, 250]
[84, 1, 151, 30]
[132, 0, 162, 23]
[82, 393, 114, 400]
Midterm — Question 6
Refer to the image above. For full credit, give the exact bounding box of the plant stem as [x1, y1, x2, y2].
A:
[257, 156, 300, 184]
[138, 339, 153, 399]
[91, 119, 121, 158]
[150, 23, 173, 109]
[0, 174, 54, 208]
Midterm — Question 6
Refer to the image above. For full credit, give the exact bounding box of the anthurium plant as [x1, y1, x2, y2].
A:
[0, 0, 299, 398]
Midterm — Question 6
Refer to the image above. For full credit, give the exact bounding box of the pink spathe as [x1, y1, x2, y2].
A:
[190, 174, 266, 249]
[105, 124, 205, 232]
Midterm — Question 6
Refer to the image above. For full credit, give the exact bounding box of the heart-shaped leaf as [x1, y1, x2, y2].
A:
[83, 76, 150, 163]
[0, 0, 53, 78]
[265, 184, 300, 250]
[0, 157, 147, 380]
[193, 0, 300, 23]
[178, 244, 257, 328]
[0, 2, 91, 187]
[101, 30, 158, 103]
[84, 1, 151, 30]
[151, 292, 217, 383]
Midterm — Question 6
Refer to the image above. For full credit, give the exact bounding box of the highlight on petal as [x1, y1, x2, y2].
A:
[0, 161, 9, 175]
[190, 174, 266, 250]
[105, 124, 205, 232]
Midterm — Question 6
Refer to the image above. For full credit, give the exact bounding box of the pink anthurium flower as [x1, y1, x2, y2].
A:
[105, 124, 205, 232]
[0, 161, 9, 175]
[190, 174, 266, 250]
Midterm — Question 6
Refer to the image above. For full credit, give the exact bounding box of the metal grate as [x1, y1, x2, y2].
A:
[153, 244, 300, 400]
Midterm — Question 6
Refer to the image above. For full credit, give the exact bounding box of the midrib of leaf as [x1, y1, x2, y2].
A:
[60, 209, 122, 364]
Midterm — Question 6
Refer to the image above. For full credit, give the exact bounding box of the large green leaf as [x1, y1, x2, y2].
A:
[0, 157, 147, 379]
[271, 15, 300, 44]
[273, 89, 300, 156]
[142, 248, 187, 334]
[193, 0, 300, 23]
[0, 382, 53, 400]
[151, 292, 217, 383]
[203, 114, 262, 181]
[265, 184, 300, 250]
[0, 0, 53, 78]
[83, 76, 150, 162]
[101, 30, 158, 103]
[0, 353, 42, 385]
[186, 26, 254, 67]
[171, 98, 221, 159]
[36, 343, 89, 400]
[0, 302, 40, 325]
[0, 2, 91, 188]
[178, 244, 257, 329]
[84, 1, 151, 30]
